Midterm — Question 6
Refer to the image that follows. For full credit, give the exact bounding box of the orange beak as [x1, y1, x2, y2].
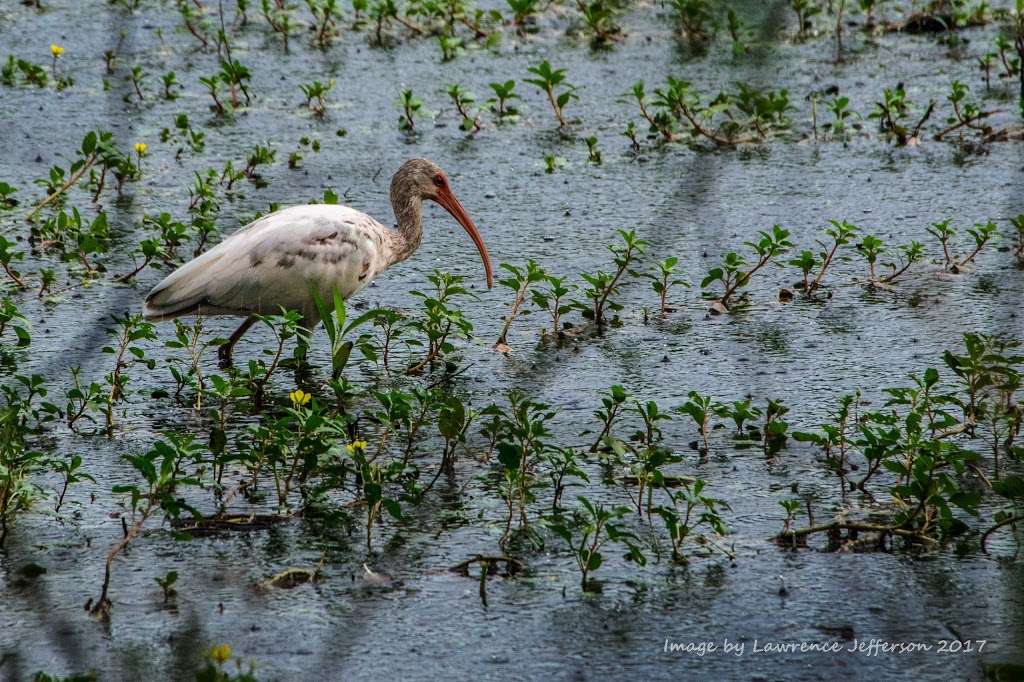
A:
[433, 185, 494, 289]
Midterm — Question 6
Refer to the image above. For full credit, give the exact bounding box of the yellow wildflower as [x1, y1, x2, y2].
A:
[134, 142, 148, 156]
[345, 440, 368, 454]
[208, 644, 232, 664]
[50, 43, 64, 58]
[289, 389, 311, 407]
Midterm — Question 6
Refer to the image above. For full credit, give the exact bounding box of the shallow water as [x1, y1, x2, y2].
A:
[1, 1, 1024, 680]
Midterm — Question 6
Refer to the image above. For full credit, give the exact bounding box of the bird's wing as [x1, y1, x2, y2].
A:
[143, 204, 390, 321]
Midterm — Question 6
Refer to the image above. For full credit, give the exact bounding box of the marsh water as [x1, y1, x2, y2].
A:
[2, 0, 1024, 680]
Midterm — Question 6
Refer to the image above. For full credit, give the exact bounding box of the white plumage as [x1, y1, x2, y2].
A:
[143, 204, 392, 323]
[141, 159, 494, 367]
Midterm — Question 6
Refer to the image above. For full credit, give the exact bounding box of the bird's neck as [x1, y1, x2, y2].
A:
[389, 187, 423, 265]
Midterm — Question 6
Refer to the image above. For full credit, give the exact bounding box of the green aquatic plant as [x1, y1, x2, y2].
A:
[943, 332, 1019, 430]
[806, 219, 857, 296]
[0, 182, 17, 210]
[487, 80, 520, 121]
[622, 121, 641, 150]
[438, 35, 464, 62]
[262, 0, 296, 51]
[788, 250, 817, 294]
[160, 113, 206, 157]
[577, 0, 622, 45]
[856, 234, 885, 284]
[398, 89, 423, 132]
[430, 394, 475, 484]
[215, 59, 252, 110]
[506, 0, 540, 29]
[779, 498, 801, 538]
[307, 0, 342, 47]
[606, 437, 680, 518]
[676, 391, 721, 455]
[92, 434, 204, 617]
[0, 235, 26, 289]
[102, 313, 157, 429]
[244, 310, 303, 409]
[868, 83, 934, 146]
[544, 446, 589, 511]
[179, 0, 213, 48]
[926, 219, 998, 273]
[155, 570, 178, 603]
[935, 80, 1000, 141]
[669, 0, 714, 41]
[51, 454, 93, 515]
[726, 7, 752, 55]
[161, 71, 180, 100]
[366, 308, 412, 375]
[1, 55, 48, 88]
[117, 236, 166, 283]
[144, 212, 189, 262]
[28, 131, 132, 220]
[1014, 0, 1024, 117]
[762, 398, 789, 456]
[300, 79, 334, 116]
[824, 95, 853, 140]
[64, 367, 103, 432]
[589, 384, 629, 452]
[584, 136, 602, 164]
[633, 399, 671, 448]
[525, 61, 577, 128]
[542, 154, 566, 173]
[545, 497, 645, 591]
[126, 65, 146, 101]
[627, 81, 675, 143]
[718, 399, 762, 442]
[794, 392, 859, 484]
[646, 256, 688, 318]
[656, 479, 731, 563]
[1011, 214, 1024, 264]
[879, 240, 925, 284]
[311, 289, 381, 381]
[243, 144, 277, 185]
[491, 390, 557, 547]
[447, 84, 481, 133]
[200, 73, 228, 115]
[649, 77, 792, 146]
[790, 0, 821, 40]
[494, 259, 546, 351]
[164, 317, 214, 407]
[530, 273, 575, 338]
[833, 0, 846, 61]
[701, 225, 793, 312]
[984, 476, 1024, 553]
[576, 229, 647, 327]
[347, 438, 405, 552]
[188, 170, 222, 254]
[0, 407, 46, 548]
[407, 270, 475, 374]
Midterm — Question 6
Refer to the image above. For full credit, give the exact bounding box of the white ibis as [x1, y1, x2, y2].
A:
[143, 159, 494, 367]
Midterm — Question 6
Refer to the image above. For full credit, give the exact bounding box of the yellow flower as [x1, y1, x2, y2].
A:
[289, 389, 311, 407]
[50, 43, 64, 58]
[208, 644, 232, 664]
[345, 440, 368, 454]
[134, 142, 148, 156]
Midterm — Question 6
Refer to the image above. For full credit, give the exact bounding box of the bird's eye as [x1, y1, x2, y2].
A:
[432, 174, 445, 187]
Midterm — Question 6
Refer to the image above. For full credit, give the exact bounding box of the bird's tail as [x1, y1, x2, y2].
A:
[143, 250, 226, 321]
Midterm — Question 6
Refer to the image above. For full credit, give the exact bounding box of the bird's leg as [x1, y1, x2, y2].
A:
[218, 315, 258, 369]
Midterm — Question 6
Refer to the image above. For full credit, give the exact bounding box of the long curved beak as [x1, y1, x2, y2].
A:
[433, 186, 494, 289]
